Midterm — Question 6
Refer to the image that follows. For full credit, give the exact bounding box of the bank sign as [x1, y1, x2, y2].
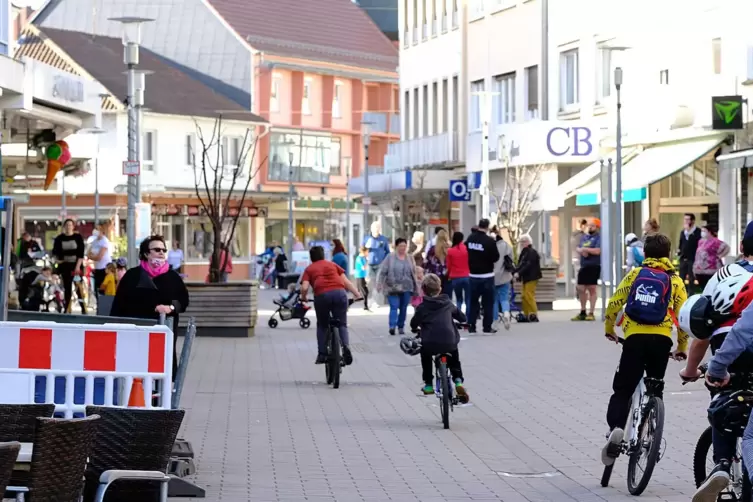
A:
[487, 121, 604, 167]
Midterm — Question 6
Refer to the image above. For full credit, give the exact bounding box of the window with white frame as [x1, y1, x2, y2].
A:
[329, 137, 341, 175]
[659, 69, 669, 85]
[333, 81, 343, 118]
[490, 0, 515, 12]
[270, 75, 281, 112]
[595, 48, 612, 105]
[525, 65, 539, 120]
[469, 0, 484, 19]
[222, 136, 243, 168]
[185, 134, 195, 166]
[302, 79, 312, 115]
[559, 49, 579, 110]
[712, 38, 722, 75]
[142, 131, 156, 171]
[493, 72, 515, 124]
[470, 79, 484, 130]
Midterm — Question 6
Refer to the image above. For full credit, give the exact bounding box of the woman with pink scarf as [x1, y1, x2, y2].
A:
[110, 235, 189, 379]
[693, 224, 730, 290]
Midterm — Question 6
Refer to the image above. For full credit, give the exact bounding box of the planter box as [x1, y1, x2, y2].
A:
[513, 266, 557, 311]
[179, 281, 258, 337]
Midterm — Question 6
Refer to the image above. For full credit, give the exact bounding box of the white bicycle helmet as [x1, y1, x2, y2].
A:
[624, 233, 638, 245]
[678, 294, 716, 340]
[708, 264, 753, 316]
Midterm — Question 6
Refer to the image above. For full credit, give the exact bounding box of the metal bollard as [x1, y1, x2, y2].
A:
[172, 317, 195, 409]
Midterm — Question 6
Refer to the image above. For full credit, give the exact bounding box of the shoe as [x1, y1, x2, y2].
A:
[398, 328, 405, 335]
[482, 328, 497, 334]
[389, 328, 395, 336]
[315, 353, 328, 364]
[692, 461, 731, 502]
[585, 313, 596, 321]
[528, 314, 539, 323]
[342, 346, 353, 366]
[571, 312, 587, 321]
[421, 385, 434, 395]
[601, 428, 624, 466]
[502, 313, 511, 330]
[364, 307, 371, 312]
[516, 313, 529, 323]
[468, 326, 477, 334]
[455, 379, 469, 404]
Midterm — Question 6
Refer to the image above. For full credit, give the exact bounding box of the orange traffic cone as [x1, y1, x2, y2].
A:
[128, 378, 146, 407]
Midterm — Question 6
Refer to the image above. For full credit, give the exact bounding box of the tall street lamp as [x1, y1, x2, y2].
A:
[287, 149, 295, 260]
[109, 16, 153, 266]
[361, 121, 372, 229]
[344, 156, 352, 257]
[614, 67, 624, 282]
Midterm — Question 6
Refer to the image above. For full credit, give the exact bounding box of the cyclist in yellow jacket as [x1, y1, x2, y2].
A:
[601, 233, 688, 466]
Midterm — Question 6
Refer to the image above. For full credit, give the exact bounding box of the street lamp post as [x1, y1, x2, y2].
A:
[287, 150, 294, 260]
[614, 67, 624, 283]
[109, 16, 153, 266]
[345, 157, 352, 257]
[362, 122, 372, 229]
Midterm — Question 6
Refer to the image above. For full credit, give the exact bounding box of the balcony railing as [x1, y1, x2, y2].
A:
[452, 10, 458, 28]
[441, 14, 447, 32]
[268, 162, 330, 184]
[431, 19, 437, 36]
[403, 30, 409, 48]
[412, 29, 418, 44]
[363, 112, 400, 135]
[383, 132, 460, 171]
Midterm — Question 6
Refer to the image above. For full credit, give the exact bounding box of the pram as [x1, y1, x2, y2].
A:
[268, 285, 311, 329]
[510, 284, 525, 322]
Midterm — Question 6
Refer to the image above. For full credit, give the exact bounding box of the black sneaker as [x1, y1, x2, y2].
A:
[343, 347, 353, 366]
[398, 328, 405, 335]
[693, 460, 731, 502]
[528, 314, 539, 323]
[482, 328, 497, 334]
[389, 328, 395, 336]
[315, 353, 328, 364]
[468, 326, 477, 334]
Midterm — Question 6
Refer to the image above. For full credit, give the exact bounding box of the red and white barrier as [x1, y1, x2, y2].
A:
[0, 321, 173, 417]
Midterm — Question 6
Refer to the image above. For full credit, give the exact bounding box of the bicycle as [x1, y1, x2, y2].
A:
[305, 296, 362, 389]
[686, 364, 753, 502]
[601, 336, 673, 495]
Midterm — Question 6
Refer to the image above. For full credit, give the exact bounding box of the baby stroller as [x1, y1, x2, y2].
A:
[268, 284, 311, 329]
[510, 285, 526, 322]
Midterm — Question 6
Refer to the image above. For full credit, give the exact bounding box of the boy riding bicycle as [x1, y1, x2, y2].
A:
[300, 246, 362, 365]
[408, 273, 469, 403]
[602, 233, 688, 465]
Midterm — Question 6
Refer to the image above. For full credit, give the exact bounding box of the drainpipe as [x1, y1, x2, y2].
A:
[540, 0, 552, 262]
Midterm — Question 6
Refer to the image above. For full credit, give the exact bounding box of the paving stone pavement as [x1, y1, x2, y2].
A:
[177, 292, 712, 501]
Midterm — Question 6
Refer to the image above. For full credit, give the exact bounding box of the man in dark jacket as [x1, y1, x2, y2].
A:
[514, 234, 542, 322]
[465, 218, 500, 333]
[410, 273, 468, 402]
[678, 212, 702, 285]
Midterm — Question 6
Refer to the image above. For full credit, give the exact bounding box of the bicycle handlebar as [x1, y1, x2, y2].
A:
[609, 335, 685, 361]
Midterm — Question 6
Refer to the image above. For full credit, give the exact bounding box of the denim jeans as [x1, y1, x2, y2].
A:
[451, 277, 471, 314]
[469, 277, 495, 331]
[492, 282, 511, 319]
[387, 291, 411, 329]
[313, 289, 349, 355]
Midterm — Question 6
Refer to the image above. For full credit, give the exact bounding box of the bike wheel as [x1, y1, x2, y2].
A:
[693, 426, 713, 488]
[439, 361, 450, 429]
[325, 330, 334, 385]
[627, 396, 664, 496]
[695, 425, 749, 500]
[330, 326, 341, 389]
[600, 464, 614, 488]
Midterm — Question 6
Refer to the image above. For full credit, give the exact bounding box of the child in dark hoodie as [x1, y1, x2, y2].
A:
[410, 273, 469, 403]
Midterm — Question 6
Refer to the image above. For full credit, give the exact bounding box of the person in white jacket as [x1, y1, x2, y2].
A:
[491, 227, 514, 330]
[624, 233, 645, 271]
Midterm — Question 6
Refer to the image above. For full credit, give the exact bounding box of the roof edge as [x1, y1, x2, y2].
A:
[141, 109, 269, 126]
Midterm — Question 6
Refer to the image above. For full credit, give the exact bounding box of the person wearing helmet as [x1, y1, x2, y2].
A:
[681, 223, 753, 502]
[601, 233, 688, 467]
[624, 233, 644, 271]
[408, 273, 469, 402]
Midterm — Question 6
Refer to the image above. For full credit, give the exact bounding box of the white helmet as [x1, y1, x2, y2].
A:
[624, 233, 638, 245]
[708, 264, 753, 316]
[678, 294, 716, 339]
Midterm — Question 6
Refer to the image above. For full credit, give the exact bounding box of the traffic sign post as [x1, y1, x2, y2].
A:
[449, 179, 471, 202]
[122, 160, 140, 176]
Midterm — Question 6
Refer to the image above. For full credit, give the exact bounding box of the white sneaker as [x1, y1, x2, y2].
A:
[692, 468, 730, 502]
[502, 313, 511, 330]
[601, 428, 624, 466]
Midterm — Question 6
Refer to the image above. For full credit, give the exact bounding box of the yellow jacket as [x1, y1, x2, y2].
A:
[604, 257, 688, 353]
[100, 272, 117, 296]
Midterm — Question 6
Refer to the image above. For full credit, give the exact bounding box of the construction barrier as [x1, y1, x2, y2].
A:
[0, 321, 174, 418]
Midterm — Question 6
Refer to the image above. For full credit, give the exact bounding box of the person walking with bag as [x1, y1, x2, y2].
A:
[376, 238, 419, 336]
[491, 227, 514, 330]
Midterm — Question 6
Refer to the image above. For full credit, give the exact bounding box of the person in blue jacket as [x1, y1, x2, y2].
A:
[332, 239, 349, 274]
[362, 221, 390, 307]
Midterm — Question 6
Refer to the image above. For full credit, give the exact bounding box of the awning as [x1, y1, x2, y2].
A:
[556, 148, 639, 201]
[575, 135, 727, 206]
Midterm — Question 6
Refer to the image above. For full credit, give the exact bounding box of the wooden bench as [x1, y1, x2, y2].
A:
[512, 266, 557, 311]
[179, 281, 259, 337]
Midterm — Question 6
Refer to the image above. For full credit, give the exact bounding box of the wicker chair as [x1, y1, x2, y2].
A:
[7, 415, 100, 502]
[0, 404, 55, 442]
[0, 442, 21, 496]
[84, 407, 185, 502]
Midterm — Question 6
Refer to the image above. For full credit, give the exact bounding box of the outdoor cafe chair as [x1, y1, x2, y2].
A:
[0, 442, 21, 498]
[84, 407, 185, 502]
[6, 415, 99, 502]
[0, 405, 55, 443]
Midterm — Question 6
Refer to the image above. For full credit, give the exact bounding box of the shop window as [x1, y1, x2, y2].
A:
[268, 131, 338, 183]
[186, 216, 250, 261]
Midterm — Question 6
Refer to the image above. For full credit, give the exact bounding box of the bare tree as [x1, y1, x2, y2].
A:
[192, 114, 267, 283]
[490, 161, 548, 253]
[378, 171, 444, 240]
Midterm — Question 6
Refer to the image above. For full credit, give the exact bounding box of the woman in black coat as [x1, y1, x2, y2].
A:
[513, 234, 542, 322]
[111, 235, 189, 378]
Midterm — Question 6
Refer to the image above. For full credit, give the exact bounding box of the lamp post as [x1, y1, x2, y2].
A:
[287, 149, 294, 260]
[345, 157, 352, 257]
[614, 67, 624, 283]
[361, 121, 372, 229]
[109, 16, 153, 267]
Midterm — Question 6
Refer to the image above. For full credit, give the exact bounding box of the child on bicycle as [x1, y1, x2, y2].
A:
[300, 245, 362, 366]
[409, 273, 469, 403]
[602, 233, 688, 466]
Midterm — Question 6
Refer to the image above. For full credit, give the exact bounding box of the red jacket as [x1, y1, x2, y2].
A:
[209, 250, 233, 274]
[445, 244, 470, 279]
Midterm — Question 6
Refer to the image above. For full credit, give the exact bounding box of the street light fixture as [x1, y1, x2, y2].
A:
[361, 121, 372, 229]
[614, 66, 624, 283]
[109, 16, 154, 267]
[287, 148, 295, 259]
[344, 156, 352, 256]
